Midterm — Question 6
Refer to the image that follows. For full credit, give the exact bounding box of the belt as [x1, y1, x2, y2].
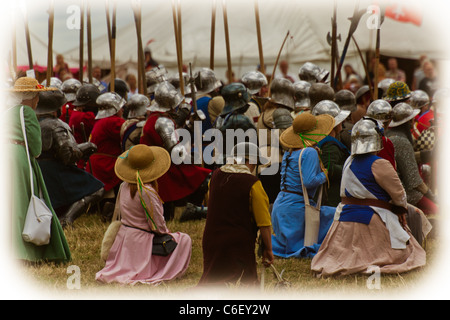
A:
[10, 139, 25, 146]
[281, 189, 303, 196]
[341, 197, 407, 215]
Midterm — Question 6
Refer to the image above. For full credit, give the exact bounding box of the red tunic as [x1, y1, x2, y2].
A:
[69, 109, 96, 144]
[140, 112, 211, 203]
[377, 136, 396, 170]
[87, 115, 125, 191]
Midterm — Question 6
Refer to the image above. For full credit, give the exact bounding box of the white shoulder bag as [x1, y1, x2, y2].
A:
[20, 106, 53, 246]
[298, 148, 323, 247]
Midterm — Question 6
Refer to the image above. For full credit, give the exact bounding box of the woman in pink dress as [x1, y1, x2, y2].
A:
[96, 144, 192, 285]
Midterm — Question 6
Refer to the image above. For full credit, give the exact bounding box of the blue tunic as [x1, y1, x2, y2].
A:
[271, 148, 336, 258]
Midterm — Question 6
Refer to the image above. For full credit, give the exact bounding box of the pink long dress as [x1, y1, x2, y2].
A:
[95, 182, 192, 285]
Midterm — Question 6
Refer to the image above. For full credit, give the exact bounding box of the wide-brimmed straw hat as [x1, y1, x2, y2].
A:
[114, 144, 171, 184]
[280, 112, 335, 149]
[9, 77, 57, 92]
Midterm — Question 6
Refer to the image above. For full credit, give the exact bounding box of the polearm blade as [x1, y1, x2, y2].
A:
[210, 0, 216, 70]
[254, 0, 265, 75]
[46, 0, 54, 87]
[79, 0, 84, 81]
[333, 1, 365, 89]
[223, 0, 232, 84]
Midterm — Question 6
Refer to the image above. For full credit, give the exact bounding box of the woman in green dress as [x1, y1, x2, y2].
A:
[6, 77, 71, 263]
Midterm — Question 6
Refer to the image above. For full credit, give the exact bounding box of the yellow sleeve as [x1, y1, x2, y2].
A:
[250, 180, 272, 227]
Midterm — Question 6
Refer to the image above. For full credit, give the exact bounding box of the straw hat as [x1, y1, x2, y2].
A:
[280, 112, 335, 149]
[114, 144, 171, 184]
[9, 77, 57, 92]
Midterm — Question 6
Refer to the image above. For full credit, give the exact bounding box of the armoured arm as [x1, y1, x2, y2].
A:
[155, 116, 187, 160]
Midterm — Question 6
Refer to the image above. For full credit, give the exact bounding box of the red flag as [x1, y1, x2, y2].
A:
[385, 2, 423, 26]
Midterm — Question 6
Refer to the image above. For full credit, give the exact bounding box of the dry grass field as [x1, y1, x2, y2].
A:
[16, 211, 441, 300]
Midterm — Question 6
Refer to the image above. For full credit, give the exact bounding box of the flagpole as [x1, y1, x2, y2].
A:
[79, 0, 85, 81]
[46, 0, 54, 87]
[223, 0, 232, 84]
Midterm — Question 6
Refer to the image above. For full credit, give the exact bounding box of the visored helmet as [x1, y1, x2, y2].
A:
[127, 94, 150, 118]
[293, 80, 311, 108]
[61, 78, 82, 102]
[409, 90, 430, 109]
[334, 89, 356, 112]
[148, 81, 183, 112]
[194, 68, 222, 95]
[95, 92, 126, 120]
[351, 117, 383, 155]
[241, 71, 268, 95]
[388, 102, 420, 127]
[366, 99, 393, 121]
[312, 100, 350, 127]
[220, 82, 250, 115]
[298, 62, 329, 84]
[270, 78, 295, 110]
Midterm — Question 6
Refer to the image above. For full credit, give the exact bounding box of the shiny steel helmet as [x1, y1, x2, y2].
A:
[194, 68, 222, 95]
[61, 78, 82, 102]
[41, 77, 63, 89]
[95, 92, 126, 120]
[377, 78, 395, 98]
[355, 85, 370, 102]
[308, 83, 335, 108]
[148, 81, 183, 112]
[351, 117, 384, 155]
[298, 62, 329, 84]
[334, 89, 356, 112]
[388, 102, 420, 127]
[83, 78, 106, 93]
[126, 94, 150, 118]
[384, 81, 411, 102]
[220, 82, 250, 115]
[366, 99, 393, 121]
[168, 72, 194, 96]
[241, 70, 268, 95]
[272, 108, 293, 129]
[293, 80, 311, 108]
[312, 100, 350, 127]
[410, 90, 430, 109]
[146, 66, 168, 94]
[270, 78, 295, 110]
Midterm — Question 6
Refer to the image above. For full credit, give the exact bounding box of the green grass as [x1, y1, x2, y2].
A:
[18, 211, 440, 299]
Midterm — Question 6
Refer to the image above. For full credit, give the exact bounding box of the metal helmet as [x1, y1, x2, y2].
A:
[146, 66, 168, 94]
[148, 81, 183, 112]
[220, 82, 250, 115]
[72, 83, 100, 107]
[377, 78, 395, 98]
[293, 80, 311, 108]
[388, 102, 420, 127]
[384, 81, 411, 102]
[83, 78, 106, 93]
[272, 107, 293, 129]
[61, 78, 82, 102]
[194, 68, 222, 95]
[168, 72, 194, 96]
[126, 94, 150, 118]
[41, 77, 63, 89]
[355, 85, 370, 102]
[95, 92, 126, 120]
[308, 83, 334, 108]
[241, 70, 268, 95]
[366, 99, 393, 121]
[334, 89, 356, 112]
[270, 78, 295, 110]
[312, 100, 350, 127]
[108, 78, 129, 100]
[351, 117, 383, 155]
[409, 90, 430, 109]
[298, 62, 329, 84]
[35, 89, 67, 115]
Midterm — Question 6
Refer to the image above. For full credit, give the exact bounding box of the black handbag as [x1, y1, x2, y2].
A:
[152, 233, 178, 256]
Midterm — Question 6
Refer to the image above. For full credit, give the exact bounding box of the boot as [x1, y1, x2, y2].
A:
[179, 203, 207, 222]
[60, 188, 105, 227]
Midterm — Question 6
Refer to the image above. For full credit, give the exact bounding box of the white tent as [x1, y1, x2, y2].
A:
[10, 0, 450, 82]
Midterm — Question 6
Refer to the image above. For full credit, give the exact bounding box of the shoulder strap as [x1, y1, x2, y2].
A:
[298, 148, 322, 209]
[20, 106, 36, 197]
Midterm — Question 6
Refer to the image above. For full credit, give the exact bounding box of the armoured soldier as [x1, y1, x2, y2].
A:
[241, 70, 268, 125]
[298, 62, 329, 84]
[35, 89, 104, 227]
[140, 81, 211, 221]
[120, 94, 150, 152]
[60, 78, 82, 123]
